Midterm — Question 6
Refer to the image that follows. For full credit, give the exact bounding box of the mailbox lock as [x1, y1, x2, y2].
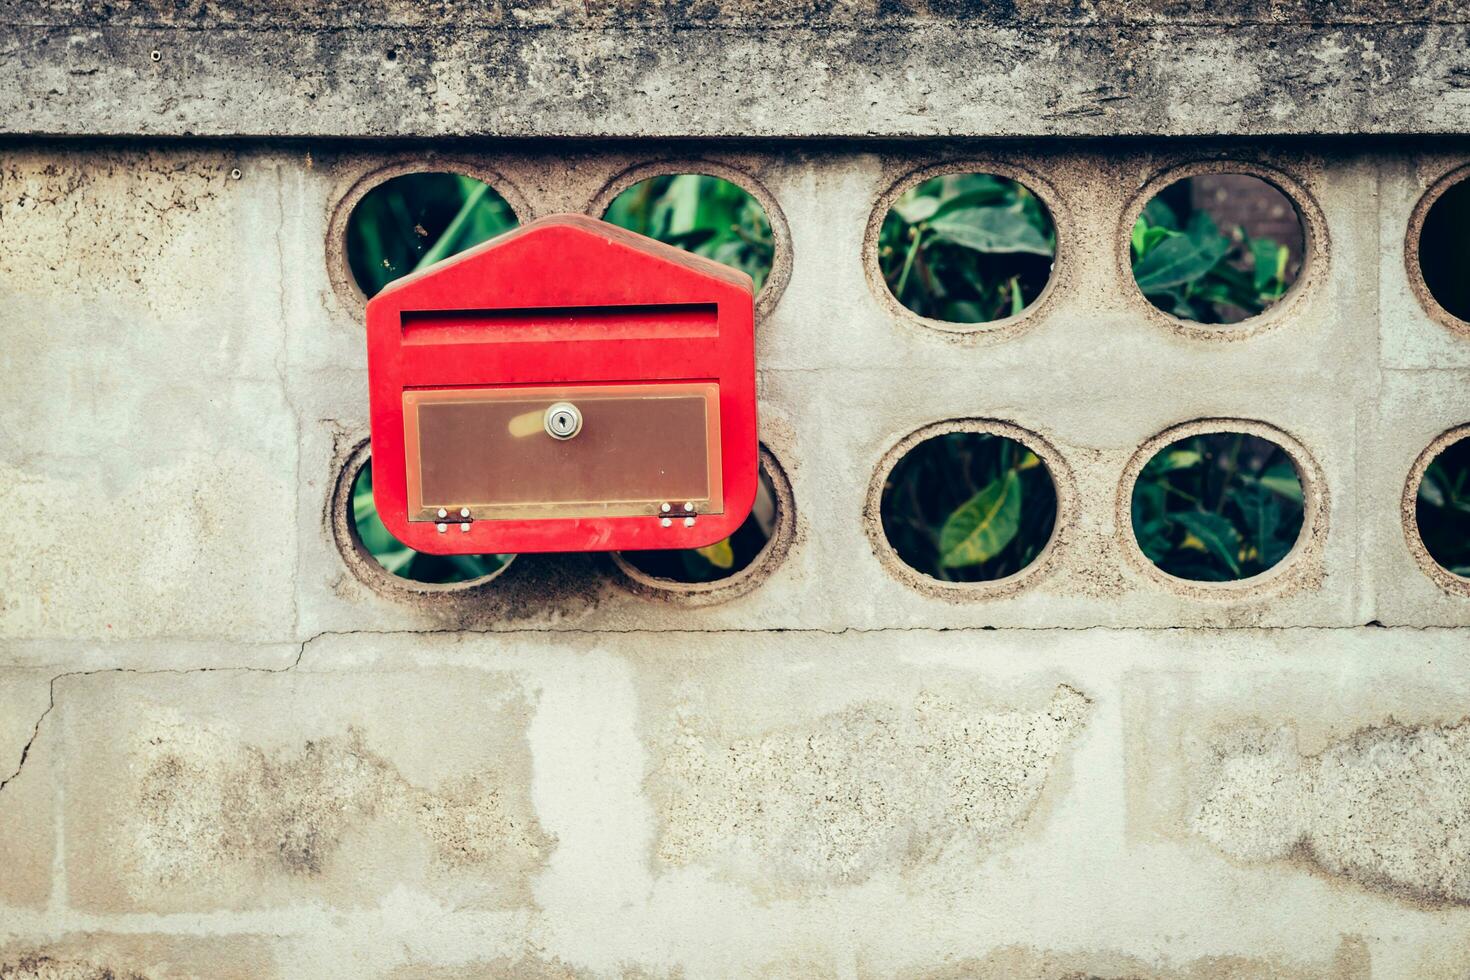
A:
[543, 402, 583, 440]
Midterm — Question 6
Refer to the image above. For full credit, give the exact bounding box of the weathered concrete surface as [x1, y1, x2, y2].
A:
[2, 631, 1470, 976]
[3, 136, 1470, 975]
[899, 939, 1373, 979]
[4, 2, 1470, 138]
[1192, 718, 1470, 907]
[57, 664, 547, 914]
[1, 140, 1467, 634]
[0, 149, 297, 645]
[648, 680, 1090, 892]
[0, 933, 278, 979]
[1125, 641, 1470, 951]
[0, 672, 55, 911]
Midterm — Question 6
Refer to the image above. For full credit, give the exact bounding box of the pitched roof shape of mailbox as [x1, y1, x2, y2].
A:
[365, 214, 758, 556]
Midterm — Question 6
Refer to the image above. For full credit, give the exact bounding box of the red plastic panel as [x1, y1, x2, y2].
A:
[365, 214, 757, 555]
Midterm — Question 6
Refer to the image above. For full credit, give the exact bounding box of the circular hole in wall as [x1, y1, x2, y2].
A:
[1416, 176, 1470, 324]
[619, 461, 780, 584]
[1415, 435, 1470, 578]
[879, 430, 1059, 582]
[349, 461, 512, 585]
[1130, 432, 1305, 582]
[346, 172, 519, 298]
[1130, 173, 1305, 325]
[879, 172, 1056, 324]
[601, 174, 775, 290]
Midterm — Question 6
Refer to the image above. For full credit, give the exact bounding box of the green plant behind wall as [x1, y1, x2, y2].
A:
[880, 433, 1059, 583]
[1130, 434, 1305, 581]
[342, 172, 522, 582]
[1417, 438, 1470, 576]
[1130, 196, 1293, 324]
[346, 172, 518, 298]
[878, 173, 1056, 323]
[602, 174, 775, 291]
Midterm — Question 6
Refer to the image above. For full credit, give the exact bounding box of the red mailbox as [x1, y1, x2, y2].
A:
[365, 214, 758, 555]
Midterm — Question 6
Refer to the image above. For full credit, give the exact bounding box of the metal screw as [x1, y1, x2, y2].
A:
[543, 402, 582, 440]
[150, 49, 161, 62]
[660, 503, 671, 513]
[436, 523, 447, 533]
[660, 517, 672, 528]
[229, 168, 242, 181]
[683, 502, 694, 512]
[437, 508, 448, 518]
[460, 522, 470, 532]
[459, 507, 470, 518]
[684, 517, 695, 527]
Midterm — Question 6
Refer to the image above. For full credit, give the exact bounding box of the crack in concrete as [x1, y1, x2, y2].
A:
[0, 632, 318, 798]
[0, 620, 1460, 798]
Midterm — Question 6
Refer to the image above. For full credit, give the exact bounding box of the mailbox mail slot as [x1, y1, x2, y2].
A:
[365, 215, 757, 555]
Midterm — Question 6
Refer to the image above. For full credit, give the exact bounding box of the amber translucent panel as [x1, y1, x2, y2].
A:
[403, 383, 722, 521]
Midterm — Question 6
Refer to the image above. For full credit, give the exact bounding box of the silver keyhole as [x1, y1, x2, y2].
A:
[544, 402, 582, 440]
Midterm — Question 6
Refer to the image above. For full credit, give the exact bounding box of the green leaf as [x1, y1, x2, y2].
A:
[929, 207, 1054, 257]
[413, 181, 491, 271]
[1232, 482, 1283, 564]
[1131, 211, 1231, 293]
[943, 299, 984, 322]
[376, 546, 416, 574]
[1142, 196, 1180, 230]
[930, 186, 1012, 220]
[892, 194, 940, 224]
[1158, 449, 1203, 472]
[1136, 225, 1177, 259]
[1419, 466, 1448, 508]
[1135, 518, 1173, 562]
[695, 538, 735, 569]
[1008, 276, 1024, 316]
[667, 174, 704, 236]
[1170, 511, 1242, 576]
[1166, 293, 1204, 320]
[938, 470, 1022, 568]
[1258, 461, 1303, 503]
[1250, 237, 1282, 292]
[1131, 216, 1148, 257]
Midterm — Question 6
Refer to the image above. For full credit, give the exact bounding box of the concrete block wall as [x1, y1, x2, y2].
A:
[2, 137, 1468, 977]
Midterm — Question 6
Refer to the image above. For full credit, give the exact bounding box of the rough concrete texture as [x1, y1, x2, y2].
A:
[0, 150, 296, 645]
[903, 938, 1372, 979]
[56, 666, 547, 914]
[2, 135, 1470, 976]
[0, 673, 56, 911]
[650, 684, 1090, 891]
[4, 3, 1470, 137]
[1192, 719, 1470, 906]
[0, 934, 275, 979]
[7, 631, 1470, 976]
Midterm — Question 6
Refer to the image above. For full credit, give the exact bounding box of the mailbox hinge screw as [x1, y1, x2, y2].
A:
[460, 522, 471, 532]
[436, 522, 448, 533]
[459, 507, 471, 519]
[660, 517, 672, 528]
[660, 503, 672, 513]
[683, 502, 695, 513]
[437, 508, 448, 519]
[683, 516, 695, 528]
